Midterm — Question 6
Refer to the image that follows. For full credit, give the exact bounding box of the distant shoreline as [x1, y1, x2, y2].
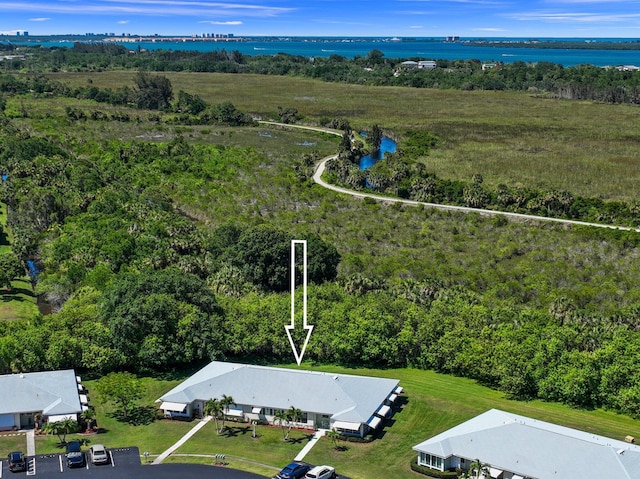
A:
[3, 35, 640, 50]
[3, 36, 640, 66]
[465, 39, 640, 50]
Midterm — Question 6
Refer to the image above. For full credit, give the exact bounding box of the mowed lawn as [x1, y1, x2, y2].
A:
[45, 71, 640, 202]
[6, 365, 632, 478]
[0, 201, 38, 321]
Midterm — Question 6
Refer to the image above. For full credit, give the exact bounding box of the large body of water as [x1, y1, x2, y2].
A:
[11, 37, 640, 67]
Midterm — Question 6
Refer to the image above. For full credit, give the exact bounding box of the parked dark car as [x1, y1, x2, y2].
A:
[277, 462, 311, 479]
[65, 441, 85, 468]
[8, 451, 26, 472]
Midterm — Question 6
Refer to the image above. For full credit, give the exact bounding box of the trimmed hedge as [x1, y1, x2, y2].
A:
[410, 457, 459, 479]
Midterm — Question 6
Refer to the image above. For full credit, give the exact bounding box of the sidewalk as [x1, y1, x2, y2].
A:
[26, 429, 35, 456]
[152, 416, 211, 465]
[294, 429, 326, 461]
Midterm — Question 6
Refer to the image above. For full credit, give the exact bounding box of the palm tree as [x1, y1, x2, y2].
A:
[285, 406, 302, 441]
[204, 398, 223, 434]
[469, 459, 490, 479]
[274, 410, 289, 440]
[80, 408, 95, 432]
[219, 394, 236, 432]
[43, 417, 78, 445]
[326, 427, 341, 450]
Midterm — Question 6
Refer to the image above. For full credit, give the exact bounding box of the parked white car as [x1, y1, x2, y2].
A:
[305, 465, 336, 479]
[89, 444, 109, 465]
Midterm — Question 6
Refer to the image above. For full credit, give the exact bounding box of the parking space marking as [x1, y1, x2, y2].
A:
[0, 459, 3, 478]
[59, 455, 63, 472]
[26, 457, 35, 476]
[109, 450, 115, 467]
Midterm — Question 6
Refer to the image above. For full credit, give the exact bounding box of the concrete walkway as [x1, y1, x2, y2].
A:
[152, 416, 211, 465]
[26, 429, 35, 456]
[294, 429, 326, 461]
[262, 121, 640, 234]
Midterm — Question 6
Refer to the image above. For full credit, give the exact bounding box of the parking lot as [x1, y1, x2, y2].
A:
[0, 446, 141, 478]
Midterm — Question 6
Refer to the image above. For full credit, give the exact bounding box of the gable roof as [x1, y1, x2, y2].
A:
[0, 369, 82, 416]
[413, 408, 640, 479]
[159, 361, 399, 424]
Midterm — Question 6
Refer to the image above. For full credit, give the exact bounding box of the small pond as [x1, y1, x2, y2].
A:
[359, 136, 397, 170]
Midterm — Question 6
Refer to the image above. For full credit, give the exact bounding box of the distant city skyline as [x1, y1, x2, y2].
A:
[0, 0, 639, 38]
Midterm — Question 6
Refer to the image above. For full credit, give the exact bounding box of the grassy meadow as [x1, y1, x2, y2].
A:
[0, 201, 38, 321]
[6, 77, 640, 312]
[43, 71, 640, 201]
[2, 365, 639, 478]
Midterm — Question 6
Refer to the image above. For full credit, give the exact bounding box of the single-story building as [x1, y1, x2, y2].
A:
[0, 369, 85, 431]
[418, 60, 437, 69]
[157, 361, 401, 437]
[400, 60, 419, 69]
[413, 408, 640, 479]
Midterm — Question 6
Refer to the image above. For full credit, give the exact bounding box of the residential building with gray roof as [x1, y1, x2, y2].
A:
[0, 369, 84, 431]
[157, 361, 401, 437]
[413, 408, 640, 479]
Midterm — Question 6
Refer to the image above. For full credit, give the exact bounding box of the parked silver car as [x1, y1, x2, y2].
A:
[89, 444, 109, 465]
[305, 465, 336, 479]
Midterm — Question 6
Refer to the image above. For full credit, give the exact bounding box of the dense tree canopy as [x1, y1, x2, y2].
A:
[101, 268, 224, 369]
[133, 71, 173, 110]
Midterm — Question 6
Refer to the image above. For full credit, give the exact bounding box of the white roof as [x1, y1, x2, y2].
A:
[0, 370, 82, 416]
[413, 409, 640, 479]
[160, 402, 187, 412]
[368, 416, 382, 429]
[376, 405, 391, 417]
[159, 361, 399, 425]
[332, 420, 361, 431]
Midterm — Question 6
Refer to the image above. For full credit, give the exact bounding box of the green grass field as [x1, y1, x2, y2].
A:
[0, 202, 38, 321]
[43, 71, 640, 202]
[2, 365, 634, 478]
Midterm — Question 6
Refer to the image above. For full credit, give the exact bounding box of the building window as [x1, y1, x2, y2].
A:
[418, 453, 443, 471]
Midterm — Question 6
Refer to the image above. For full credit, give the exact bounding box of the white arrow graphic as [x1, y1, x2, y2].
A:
[286, 239, 314, 365]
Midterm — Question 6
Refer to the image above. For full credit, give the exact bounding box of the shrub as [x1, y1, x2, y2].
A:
[410, 457, 459, 478]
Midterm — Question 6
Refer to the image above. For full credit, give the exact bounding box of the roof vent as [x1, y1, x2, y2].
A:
[19, 373, 24, 378]
[333, 376, 338, 380]
[617, 449, 625, 455]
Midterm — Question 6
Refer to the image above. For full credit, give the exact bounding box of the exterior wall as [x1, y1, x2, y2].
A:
[193, 400, 204, 418]
[448, 456, 464, 470]
[164, 398, 371, 436]
[218, 405, 316, 429]
[20, 412, 35, 428]
[316, 414, 330, 430]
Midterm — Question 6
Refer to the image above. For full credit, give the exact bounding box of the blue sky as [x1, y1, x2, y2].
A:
[0, 0, 639, 38]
